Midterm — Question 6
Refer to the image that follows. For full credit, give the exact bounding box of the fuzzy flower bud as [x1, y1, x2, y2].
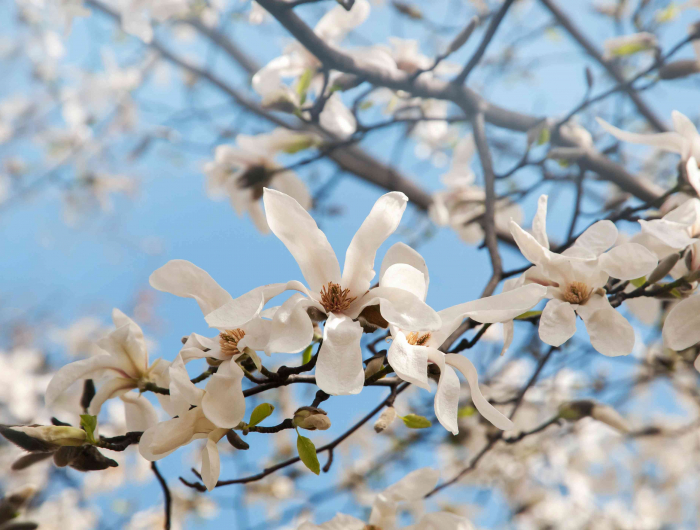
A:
[558, 400, 630, 433]
[647, 253, 680, 284]
[293, 407, 331, 431]
[0, 425, 86, 453]
[374, 407, 397, 433]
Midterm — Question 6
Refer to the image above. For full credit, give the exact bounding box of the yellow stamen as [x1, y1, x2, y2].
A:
[562, 281, 592, 305]
[219, 328, 246, 357]
[320, 282, 357, 313]
[406, 331, 432, 346]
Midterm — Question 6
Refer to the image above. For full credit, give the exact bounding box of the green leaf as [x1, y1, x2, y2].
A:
[401, 414, 432, 429]
[610, 42, 653, 57]
[80, 415, 98, 444]
[248, 403, 275, 428]
[296, 434, 320, 475]
[296, 69, 314, 106]
[458, 406, 476, 418]
[537, 128, 550, 146]
[302, 345, 313, 365]
[515, 310, 542, 320]
[630, 276, 646, 288]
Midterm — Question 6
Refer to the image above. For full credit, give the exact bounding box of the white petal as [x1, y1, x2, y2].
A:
[572, 220, 617, 256]
[663, 295, 700, 350]
[272, 172, 312, 210]
[431, 284, 546, 347]
[379, 242, 429, 292]
[413, 512, 475, 530]
[624, 295, 661, 326]
[387, 332, 430, 390]
[264, 188, 341, 292]
[694, 353, 700, 373]
[639, 219, 696, 251]
[381, 467, 440, 501]
[238, 318, 272, 353]
[265, 294, 316, 354]
[316, 313, 364, 395]
[577, 294, 635, 356]
[247, 200, 270, 234]
[510, 220, 549, 265]
[426, 350, 460, 434]
[204, 283, 288, 330]
[314, 0, 370, 42]
[98, 324, 149, 379]
[355, 286, 441, 331]
[169, 354, 205, 417]
[341, 191, 408, 296]
[45, 355, 124, 406]
[319, 94, 357, 139]
[538, 299, 577, 347]
[121, 392, 159, 432]
[532, 195, 549, 249]
[380, 263, 427, 301]
[444, 354, 514, 430]
[599, 243, 658, 280]
[88, 377, 136, 416]
[687, 157, 700, 196]
[139, 408, 206, 461]
[111, 308, 147, 355]
[596, 117, 685, 154]
[201, 438, 221, 491]
[501, 320, 514, 356]
[149, 260, 233, 316]
[201, 360, 246, 429]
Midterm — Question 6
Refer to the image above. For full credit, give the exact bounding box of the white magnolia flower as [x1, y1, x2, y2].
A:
[430, 135, 523, 244]
[150, 259, 291, 426]
[138, 365, 229, 491]
[384, 243, 545, 432]
[596, 110, 700, 162]
[510, 195, 658, 356]
[204, 129, 317, 233]
[205, 189, 441, 396]
[45, 309, 170, 416]
[602, 32, 658, 59]
[299, 468, 474, 530]
[375, 37, 459, 78]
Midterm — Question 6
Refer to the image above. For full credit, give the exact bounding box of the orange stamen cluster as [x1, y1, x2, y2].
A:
[320, 282, 357, 313]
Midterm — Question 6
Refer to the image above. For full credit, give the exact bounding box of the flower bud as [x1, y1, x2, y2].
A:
[261, 89, 299, 114]
[226, 430, 250, 450]
[0, 485, 37, 524]
[374, 407, 397, 433]
[659, 60, 700, 80]
[647, 253, 680, 284]
[447, 16, 478, 55]
[559, 400, 629, 433]
[293, 407, 331, 431]
[364, 356, 385, 379]
[0, 425, 86, 452]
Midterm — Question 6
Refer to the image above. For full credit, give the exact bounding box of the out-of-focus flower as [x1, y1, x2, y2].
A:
[602, 32, 658, 59]
[510, 195, 658, 355]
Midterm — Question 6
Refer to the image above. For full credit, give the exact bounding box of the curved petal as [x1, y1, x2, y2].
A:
[265, 294, 316, 354]
[577, 294, 635, 356]
[319, 94, 357, 139]
[45, 355, 124, 406]
[510, 220, 549, 265]
[596, 117, 684, 154]
[88, 377, 136, 416]
[201, 438, 221, 491]
[149, 260, 233, 316]
[272, 171, 312, 211]
[247, 200, 270, 234]
[379, 263, 427, 301]
[532, 194, 549, 249]
[444, 354, 514, 430]
[202, 360, 246, 428]
[316, 313, 364, 395]
[204, 282, 290, 330]
[572, 220, 618, 256]
[387, 331, 430, 390]
[414, 512, 475, 530]
[381, 467, 440, 501]
[501, 320, 514, 356]
[538, 299, 577, 347]
[355, 286, 441, 331]
[694, 353, 700, 373]
[121, 392, 159, 432]
[379, 242, 429, 292]
[599, 242, 658, 280]
[300, 514, 366, 530]
[341, 191, 408, 296]
[169, 354, 205, 417]
[111, 308, 147, 356]
[639, 219, 696, 250]
[97, 324, 149, 379]
[663, 295, 700, 350]
[314, 0, 370, 42]
[426, 350, 460, 435]
[139, 408, 206, 461]
[263, 188, 340, 292]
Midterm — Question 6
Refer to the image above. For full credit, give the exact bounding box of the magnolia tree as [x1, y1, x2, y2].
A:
[2, 0, 700, 528]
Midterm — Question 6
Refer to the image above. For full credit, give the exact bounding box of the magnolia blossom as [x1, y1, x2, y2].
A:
[45, 309, 170, 416]
[150, 259, 288, 427]
[510, 195, 658, 356]
[205, 188, 441, 396]
[596, 110, 700, 162]
[384, 243, 545, 433]
[299, 468, 474, 530]
[430, 135, 522, 244]
[138, 362, 230, 491]
[204, 129, 317, 233]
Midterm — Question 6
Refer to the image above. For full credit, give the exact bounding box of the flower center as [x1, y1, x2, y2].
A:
[562, 281, 592, 305]
[320, 282, 357, 313]
[236, 165, 269, 200]
[406, 331, 431, 346]
[219, 328, 246, 357]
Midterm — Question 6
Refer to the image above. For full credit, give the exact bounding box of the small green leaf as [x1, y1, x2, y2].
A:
[358, 101, 373, 111]
[296, 69, 314, 106]
[80, 415, 98, 444]
[630, 276, 646, 288]
[670, 287, 683, 298]
[401, 414, 432, 429]
[249, 403, 275, 428]
[515, 310, 542, 320]
[458, 406, 476, 418]
[302, 345, 314, 365]
[296, 434, 320, 475]
[537, 128, 550, 146]
[610, 42, 653, 57]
